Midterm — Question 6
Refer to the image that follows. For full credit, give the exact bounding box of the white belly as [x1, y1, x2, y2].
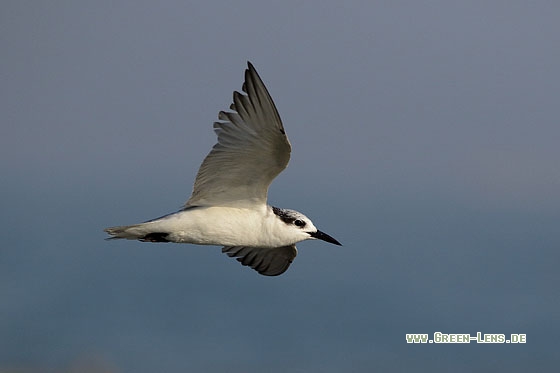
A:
[147, 206, 282, 248]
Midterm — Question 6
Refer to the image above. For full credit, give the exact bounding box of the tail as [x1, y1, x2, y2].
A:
[104, 223, 171, 242]
[104, 224, 144, 240]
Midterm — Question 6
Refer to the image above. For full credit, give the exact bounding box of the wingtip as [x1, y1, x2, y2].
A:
[246, 61, 260, 79]
[245, 62, 257, 82]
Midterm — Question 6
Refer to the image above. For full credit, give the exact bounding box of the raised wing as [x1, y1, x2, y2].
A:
[222, 245, 298, 276]
[185, 62, 291, 207]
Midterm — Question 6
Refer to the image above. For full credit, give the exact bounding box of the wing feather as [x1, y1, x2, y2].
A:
[222, 245, 298, 276]
[186, 62, 291, 207]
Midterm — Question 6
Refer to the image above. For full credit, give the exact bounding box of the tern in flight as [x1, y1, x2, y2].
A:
[105, 62, 341, 276]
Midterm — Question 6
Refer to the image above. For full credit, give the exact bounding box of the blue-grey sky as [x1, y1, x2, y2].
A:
[1, 1, 558, 372]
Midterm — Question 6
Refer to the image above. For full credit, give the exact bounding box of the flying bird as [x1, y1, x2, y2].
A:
[104, 62, 341, 276]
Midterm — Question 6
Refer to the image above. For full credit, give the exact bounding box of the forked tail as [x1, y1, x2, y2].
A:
[104, 223, 171, 242]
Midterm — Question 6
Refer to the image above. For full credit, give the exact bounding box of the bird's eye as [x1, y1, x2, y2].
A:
[294, 219, 306, 227]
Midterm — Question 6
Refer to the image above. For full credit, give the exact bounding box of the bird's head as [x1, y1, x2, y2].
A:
[271, 207, 341, 246]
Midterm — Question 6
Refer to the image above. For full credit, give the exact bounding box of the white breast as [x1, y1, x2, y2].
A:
[149, 205, 289, 248]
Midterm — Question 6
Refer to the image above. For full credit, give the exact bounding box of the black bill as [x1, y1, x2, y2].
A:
[309, 230, 342, 246]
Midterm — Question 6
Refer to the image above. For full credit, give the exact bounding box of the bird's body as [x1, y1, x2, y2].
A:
[107, 205, 315, 248]
[105, 62, 341, 276]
